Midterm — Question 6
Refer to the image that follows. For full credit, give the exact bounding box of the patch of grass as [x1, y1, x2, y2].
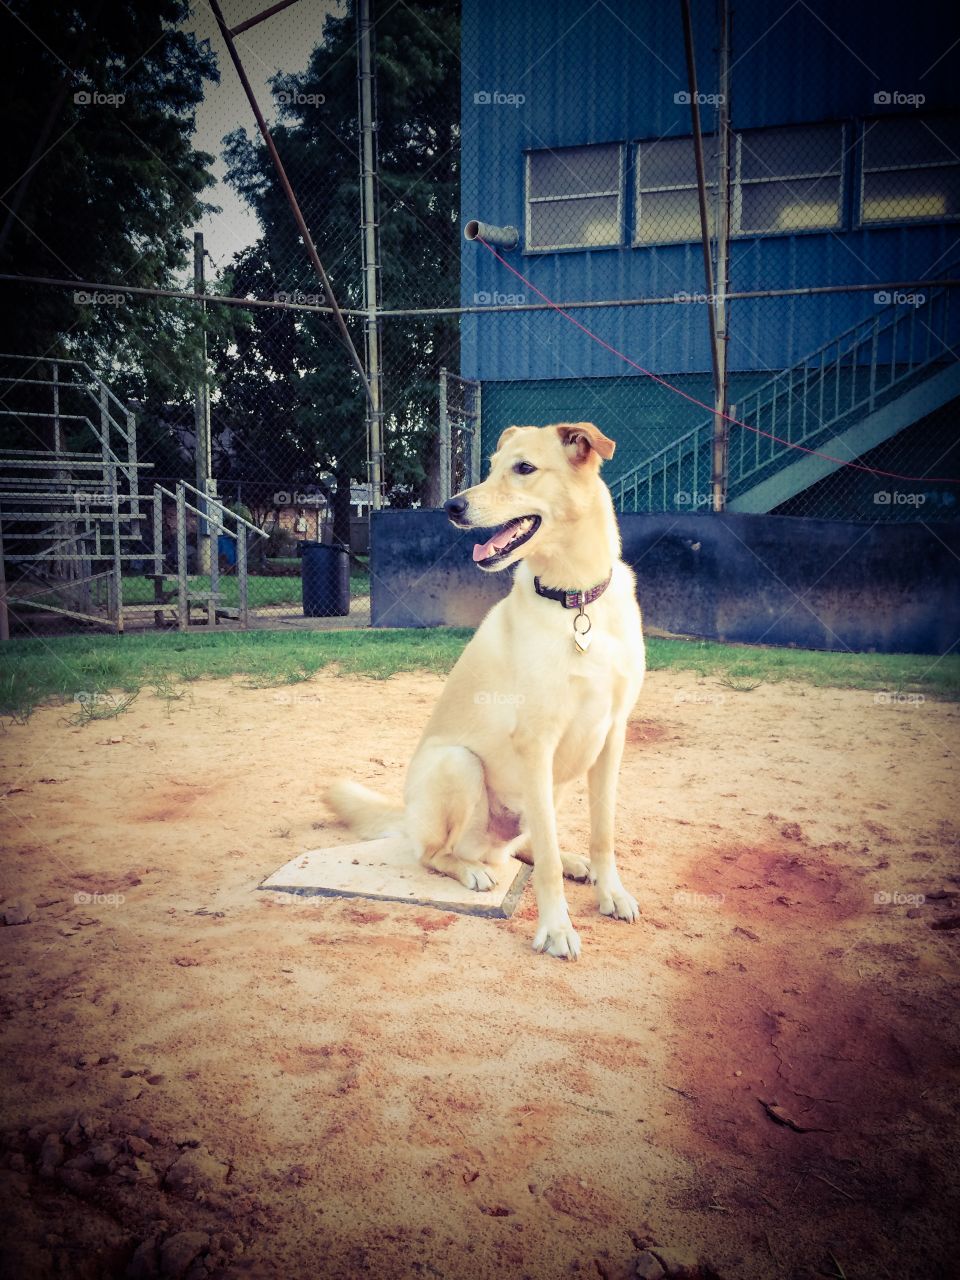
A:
[122, 566, 371, 609]
[66, 690, 139, 725]
[0, 628, 474, 720]
[151, 674, 186, 704]
[644, 635, 960, 698]
[714, 674, 764, 692]
[0, 627, 957, 721]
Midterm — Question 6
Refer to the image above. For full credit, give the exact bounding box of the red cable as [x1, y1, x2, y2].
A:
[476, 237, 960, 486]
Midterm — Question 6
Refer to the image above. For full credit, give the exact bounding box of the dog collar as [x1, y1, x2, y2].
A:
[533, 571, 612, 610]
[533, 571, 612, 654]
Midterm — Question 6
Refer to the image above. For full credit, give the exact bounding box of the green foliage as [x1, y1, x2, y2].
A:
[215, 0, 460, 527]
[2, 630, 959, 722]
[0, 0, 219, 398]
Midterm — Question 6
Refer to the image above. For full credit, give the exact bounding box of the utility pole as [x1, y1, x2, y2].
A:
[357, 0, 384, 512]
[712, 0, 732, 513]
[193, 232, 214, 573]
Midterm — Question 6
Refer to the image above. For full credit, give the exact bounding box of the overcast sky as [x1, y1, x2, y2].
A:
[181, 0, 340, 274]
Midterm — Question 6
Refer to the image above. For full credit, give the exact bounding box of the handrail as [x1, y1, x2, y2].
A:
[0, 350, 130, 418]
[612, 279, 957, 510]
[153, 482, 268, 539]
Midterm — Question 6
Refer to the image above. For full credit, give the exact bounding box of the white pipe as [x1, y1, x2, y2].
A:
[464, 220, 519, 249]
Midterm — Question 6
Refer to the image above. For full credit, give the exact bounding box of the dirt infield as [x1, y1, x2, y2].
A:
[1, 671, 958, 1279]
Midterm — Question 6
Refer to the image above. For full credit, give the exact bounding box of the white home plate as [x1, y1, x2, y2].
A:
[259, 836, 531, 917]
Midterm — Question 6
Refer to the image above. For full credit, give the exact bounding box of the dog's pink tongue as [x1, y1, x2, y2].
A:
[472, 524, 515, 562]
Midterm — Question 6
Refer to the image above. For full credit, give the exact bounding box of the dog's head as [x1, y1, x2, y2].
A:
[443, 422, 616, 572]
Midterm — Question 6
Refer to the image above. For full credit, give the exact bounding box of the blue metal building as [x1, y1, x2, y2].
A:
[460, 0, 960, 517]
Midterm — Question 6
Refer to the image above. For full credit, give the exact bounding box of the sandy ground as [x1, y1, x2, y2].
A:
[1, 670, 959, 1280]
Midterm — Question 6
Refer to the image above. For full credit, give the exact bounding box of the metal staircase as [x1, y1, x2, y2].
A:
[0, 354, 265, 635]
[611, 282, 960, 514]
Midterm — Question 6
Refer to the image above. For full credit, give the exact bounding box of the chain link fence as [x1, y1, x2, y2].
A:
[0, 0, 957, 635]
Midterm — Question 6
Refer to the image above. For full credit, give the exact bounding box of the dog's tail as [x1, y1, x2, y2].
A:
[324, 779, 407, 840]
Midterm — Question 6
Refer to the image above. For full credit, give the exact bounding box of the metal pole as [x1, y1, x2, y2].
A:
[712, 0, 732, 513]
[99, 386, 110, 475]
[471, 380, 482, 487]
[176, 482, 188, 632]
[52, 361, 67, 581]
[229, 0, 302, 36]
[0, 503, 9, 641]
[358, 0, 384, 511]
[153, 484, 164, 628]
[207, 0, 373, 408]
[237, 518, 249, 628]
[110, 463, 123, 635]
[208, 488, 220, 629]
[194, 232, 212, 575]
[127, 408, 139, 520]
[52, 361, 61, 456]
[3, 270, 956, 316]
[438, 368, 451, 502]
[679, 0, 720, 408]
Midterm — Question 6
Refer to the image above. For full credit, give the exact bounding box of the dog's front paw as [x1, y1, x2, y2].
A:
[532, 919, 581, 960]
[459, 862, 498, 892]
[596, 881, 640, 922]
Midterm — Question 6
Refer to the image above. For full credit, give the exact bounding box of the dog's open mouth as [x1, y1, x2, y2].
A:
[472, 514, 541, 567]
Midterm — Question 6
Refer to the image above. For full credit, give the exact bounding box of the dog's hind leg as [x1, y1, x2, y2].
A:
[405, 745, 498, 892]
[507, 832, 591, 881]
[504, 784, 591, 882]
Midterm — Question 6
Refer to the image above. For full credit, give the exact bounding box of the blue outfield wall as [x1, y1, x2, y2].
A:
[370, 510, 960, 655]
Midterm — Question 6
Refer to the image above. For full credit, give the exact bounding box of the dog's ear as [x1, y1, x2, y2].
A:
[556, 422, 616, 466]
[496, 426, 521, 451]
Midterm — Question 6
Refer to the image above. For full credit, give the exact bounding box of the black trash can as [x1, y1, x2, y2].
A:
[299, 541, 350, 617]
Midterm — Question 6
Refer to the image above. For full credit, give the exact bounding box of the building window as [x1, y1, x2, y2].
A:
[860, 115, 960, 224]
[525, 143, 623, 250]
[734, 123, 845, 234]
[634, 135, 718, 245]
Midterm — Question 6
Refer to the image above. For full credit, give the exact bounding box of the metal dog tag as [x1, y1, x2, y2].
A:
[573, 610, 592, 653]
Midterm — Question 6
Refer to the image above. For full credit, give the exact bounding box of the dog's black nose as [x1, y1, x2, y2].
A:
[444, 495, 469, 524]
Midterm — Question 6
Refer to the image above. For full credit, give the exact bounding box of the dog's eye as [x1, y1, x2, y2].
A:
[513, 461, 537, 476]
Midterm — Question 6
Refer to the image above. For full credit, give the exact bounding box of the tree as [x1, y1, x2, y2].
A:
[217, 0, 459, 544]
[0, 0, 219, 438]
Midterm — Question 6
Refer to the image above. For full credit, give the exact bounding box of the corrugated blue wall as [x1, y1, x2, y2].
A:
[460, 0, 959, 383]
